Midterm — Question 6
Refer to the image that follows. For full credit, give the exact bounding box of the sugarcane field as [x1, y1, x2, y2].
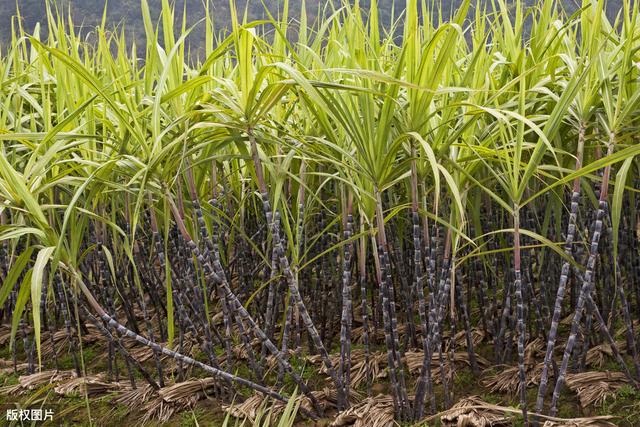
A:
[0, 0, 640, 425]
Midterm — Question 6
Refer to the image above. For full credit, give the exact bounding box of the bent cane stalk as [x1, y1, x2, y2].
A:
[248, 128, 345, 409]
[71, 270, 305, 412]
[167, 195, 324, 416]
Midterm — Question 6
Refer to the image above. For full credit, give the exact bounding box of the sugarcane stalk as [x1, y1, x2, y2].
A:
[358, 214, 372, 397]
[167, 194, 324, 416]
[339, 195, 354, 405]
[513, 206, 529, 426]
[411, 148, 435, 419]
[372, 234, 403, 414]
[454, 273, 479, 375]
[55, 275, 81, 376]
[549, 137, 614, 416]
[374, 187, 410, 419]
[248, 128, 345, 409]
[71, 270, 312, 417]
[535, 171, 584, 414]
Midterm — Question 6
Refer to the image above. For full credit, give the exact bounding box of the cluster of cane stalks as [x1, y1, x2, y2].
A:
[1, 0, 639, 424]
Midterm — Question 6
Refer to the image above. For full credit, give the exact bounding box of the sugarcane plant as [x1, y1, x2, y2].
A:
[0, 0, 639, 425]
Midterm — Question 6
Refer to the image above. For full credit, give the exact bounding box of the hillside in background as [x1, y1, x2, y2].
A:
[0, 0, 627, 58]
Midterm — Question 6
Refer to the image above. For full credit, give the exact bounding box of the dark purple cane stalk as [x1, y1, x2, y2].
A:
[45, 298, 59, 370]
[417, 228, 450, 415]
[490, 252, 501, 361]
[208, 200, 235, 372]
[581, 206, 640, 380]
[137, 287, 165, 386]
[174, 297, 186, 382]
[114, 201, 140, 336]
[136, 253, 168, 341]
[419, 183, 432, 289]
[474, 257, 493, 338]
[428, 229, 454, 408]
[411, 149, 435, 419]
[411, 207, 431, 418]
[436, 274, 452, 409]
[388, 215, 416, 351]
[375, 188, 410, 419]
[268, 202, 345, 408]
[339, 197, 354, 404]
[468, 221, 490, 336]
[448, 288, 457, 404]
[278, 293, 295, 385]
[583, 292, 637, 385]
[90, 223, 112, 378]
[577, 286, 594, 371]
[524, 258, 546, 340]
[424, 212, 438, 413]
[167, 196, 324, 416]
[234, 310, 264, 384]
[524, 207, 550, 334]
[173, 273, 224, 373]
[392, 231, 417, 351]
[197, 213, 262, 387]
[128, 211, 164, 387]
[247, 129, 345, 408]
[631, 198, 640, 322]
[78, 305, 158, 389]
[92, 241, 122, 378]
[263, 241, 280, 356]
[317, 210, 329, 344]
[603, 207, 640, 379]
[513, 207, 528, 426]
[373, 235, 402, 414]
[292, 163, 306, 356]
[40, 269, 58, 370]
[149, 199, 227, 391]
[549, 139, 615, 416]
[96, 233, 125, 383]
[0, 211, 5, 286]
[73, 270, 315, 417]
[571, 254, 636, 384]
[384, 252, 409, 397]
[496, 253, 513, 364]
[184, 167, 238, 375]
[324, 214, 341, 351]
[19, 317, 33, 374]
[162, 226, 232, 395]
[454, 273, 479, 375]
[425, 263, 437, 413]
[358, 215, 372, 396]
[54, 275, 81, 376]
